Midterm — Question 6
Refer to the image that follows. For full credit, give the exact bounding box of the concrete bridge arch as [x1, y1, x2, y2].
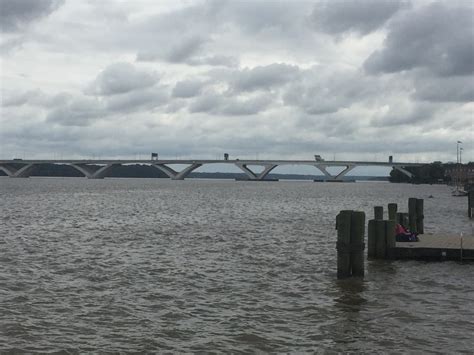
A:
[0, 158, 419, 180]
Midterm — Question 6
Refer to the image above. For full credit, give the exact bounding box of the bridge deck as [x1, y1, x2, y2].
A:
[0, 159, 424, 166]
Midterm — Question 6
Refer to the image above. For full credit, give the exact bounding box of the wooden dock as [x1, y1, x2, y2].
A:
[388, 234, 474, 261]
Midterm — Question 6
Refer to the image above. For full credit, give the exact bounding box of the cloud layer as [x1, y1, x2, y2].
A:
[1, 0, 472, 164]
[0, 0, 63, 32]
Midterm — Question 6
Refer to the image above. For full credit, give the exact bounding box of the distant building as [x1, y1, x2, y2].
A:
[444, 162, 474, 185]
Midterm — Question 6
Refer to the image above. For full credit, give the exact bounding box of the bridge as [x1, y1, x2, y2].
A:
[0, 159, 423, 180]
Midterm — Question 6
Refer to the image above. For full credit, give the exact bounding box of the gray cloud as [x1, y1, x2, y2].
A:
[229, 63, 300, 92]
[2, 89, 41, 106]
[311, 0, 409, 35]
[0, 35, 24, 53]
[166, 36, 206, 63]
[187, 55, 239, 68]
[105, 88, 169, 112]
[133, 1, 313, 66]
[0, 0, 63, 32]
[371, 101, 437, 127]
[137, 33, 238, 67]
[413, 75, 474, 103]
[213, 0, 303, 34]
[283, 67, 384, 115]
[1, 89, 71, 107]
[172, 80, 205, 98]
[221, 95, 271, 116]
[137, 35, 207, 63]
[189, 91, 272, 116]
[86, 62, 159, 96]
[189, 93, 219, 114]
[364, 2, 474, 76]
[46, 96, 104, 126]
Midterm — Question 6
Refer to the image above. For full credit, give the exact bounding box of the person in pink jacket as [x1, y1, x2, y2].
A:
[395, 223, 419, 242]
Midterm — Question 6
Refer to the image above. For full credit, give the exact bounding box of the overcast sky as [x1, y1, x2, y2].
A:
[1, 0, 473, 167]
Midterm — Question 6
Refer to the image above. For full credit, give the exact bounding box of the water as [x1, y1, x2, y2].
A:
[1, 178, 473, 353]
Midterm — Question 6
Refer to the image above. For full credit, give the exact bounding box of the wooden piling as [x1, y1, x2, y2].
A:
[374, 206, 383, 220]
[469, 190, 474, 218]
[375, 219, 386, 259]
[416, 199, 424, 234]
[388, 203, 397, 221]
[402, 213, 409, 228]
[385, 220, 396, 251]
[396, 212, 403, 225]
[336, 210, 352, 279]
[367, 219, 376, 259]
[408, 198, 418, 233]
[350, 211, 365, 277]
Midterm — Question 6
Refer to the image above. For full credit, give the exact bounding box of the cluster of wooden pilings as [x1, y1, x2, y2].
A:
[336, 198, 424, 278]
[368, 198, 425, 260]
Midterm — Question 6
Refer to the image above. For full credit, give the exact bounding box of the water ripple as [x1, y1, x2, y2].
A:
[1, 178, 473, 352]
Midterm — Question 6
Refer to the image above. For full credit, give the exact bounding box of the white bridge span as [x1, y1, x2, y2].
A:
[0, 159, 423, 180]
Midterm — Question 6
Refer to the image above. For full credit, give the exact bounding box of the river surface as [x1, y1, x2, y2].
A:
[1, 178, 473, 353]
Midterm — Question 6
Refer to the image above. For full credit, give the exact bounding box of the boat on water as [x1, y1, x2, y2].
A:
[452, 186, 468, 197]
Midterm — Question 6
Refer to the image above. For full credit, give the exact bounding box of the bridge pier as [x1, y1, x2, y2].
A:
[334, 165, 356, 180]
[152, 163, 202, 180]
[315, 164, 356, 181]
[235, 163, 277, 180]
[70, 163, 117, 179]
[393, 166, 413, 179]
[315, 165, 333, 179]
[0, 163, 36, 178]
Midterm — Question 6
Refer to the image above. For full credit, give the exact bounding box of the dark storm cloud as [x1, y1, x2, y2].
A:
[229, 64, 300, 92]
[86, 63, 159, 96]
[0, 0, 63, 32]
[364, 2, 474, 76]
[311, 0, 409, 35]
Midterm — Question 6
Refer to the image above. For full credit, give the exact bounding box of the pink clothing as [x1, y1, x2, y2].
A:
[395, 224, 408, 235]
